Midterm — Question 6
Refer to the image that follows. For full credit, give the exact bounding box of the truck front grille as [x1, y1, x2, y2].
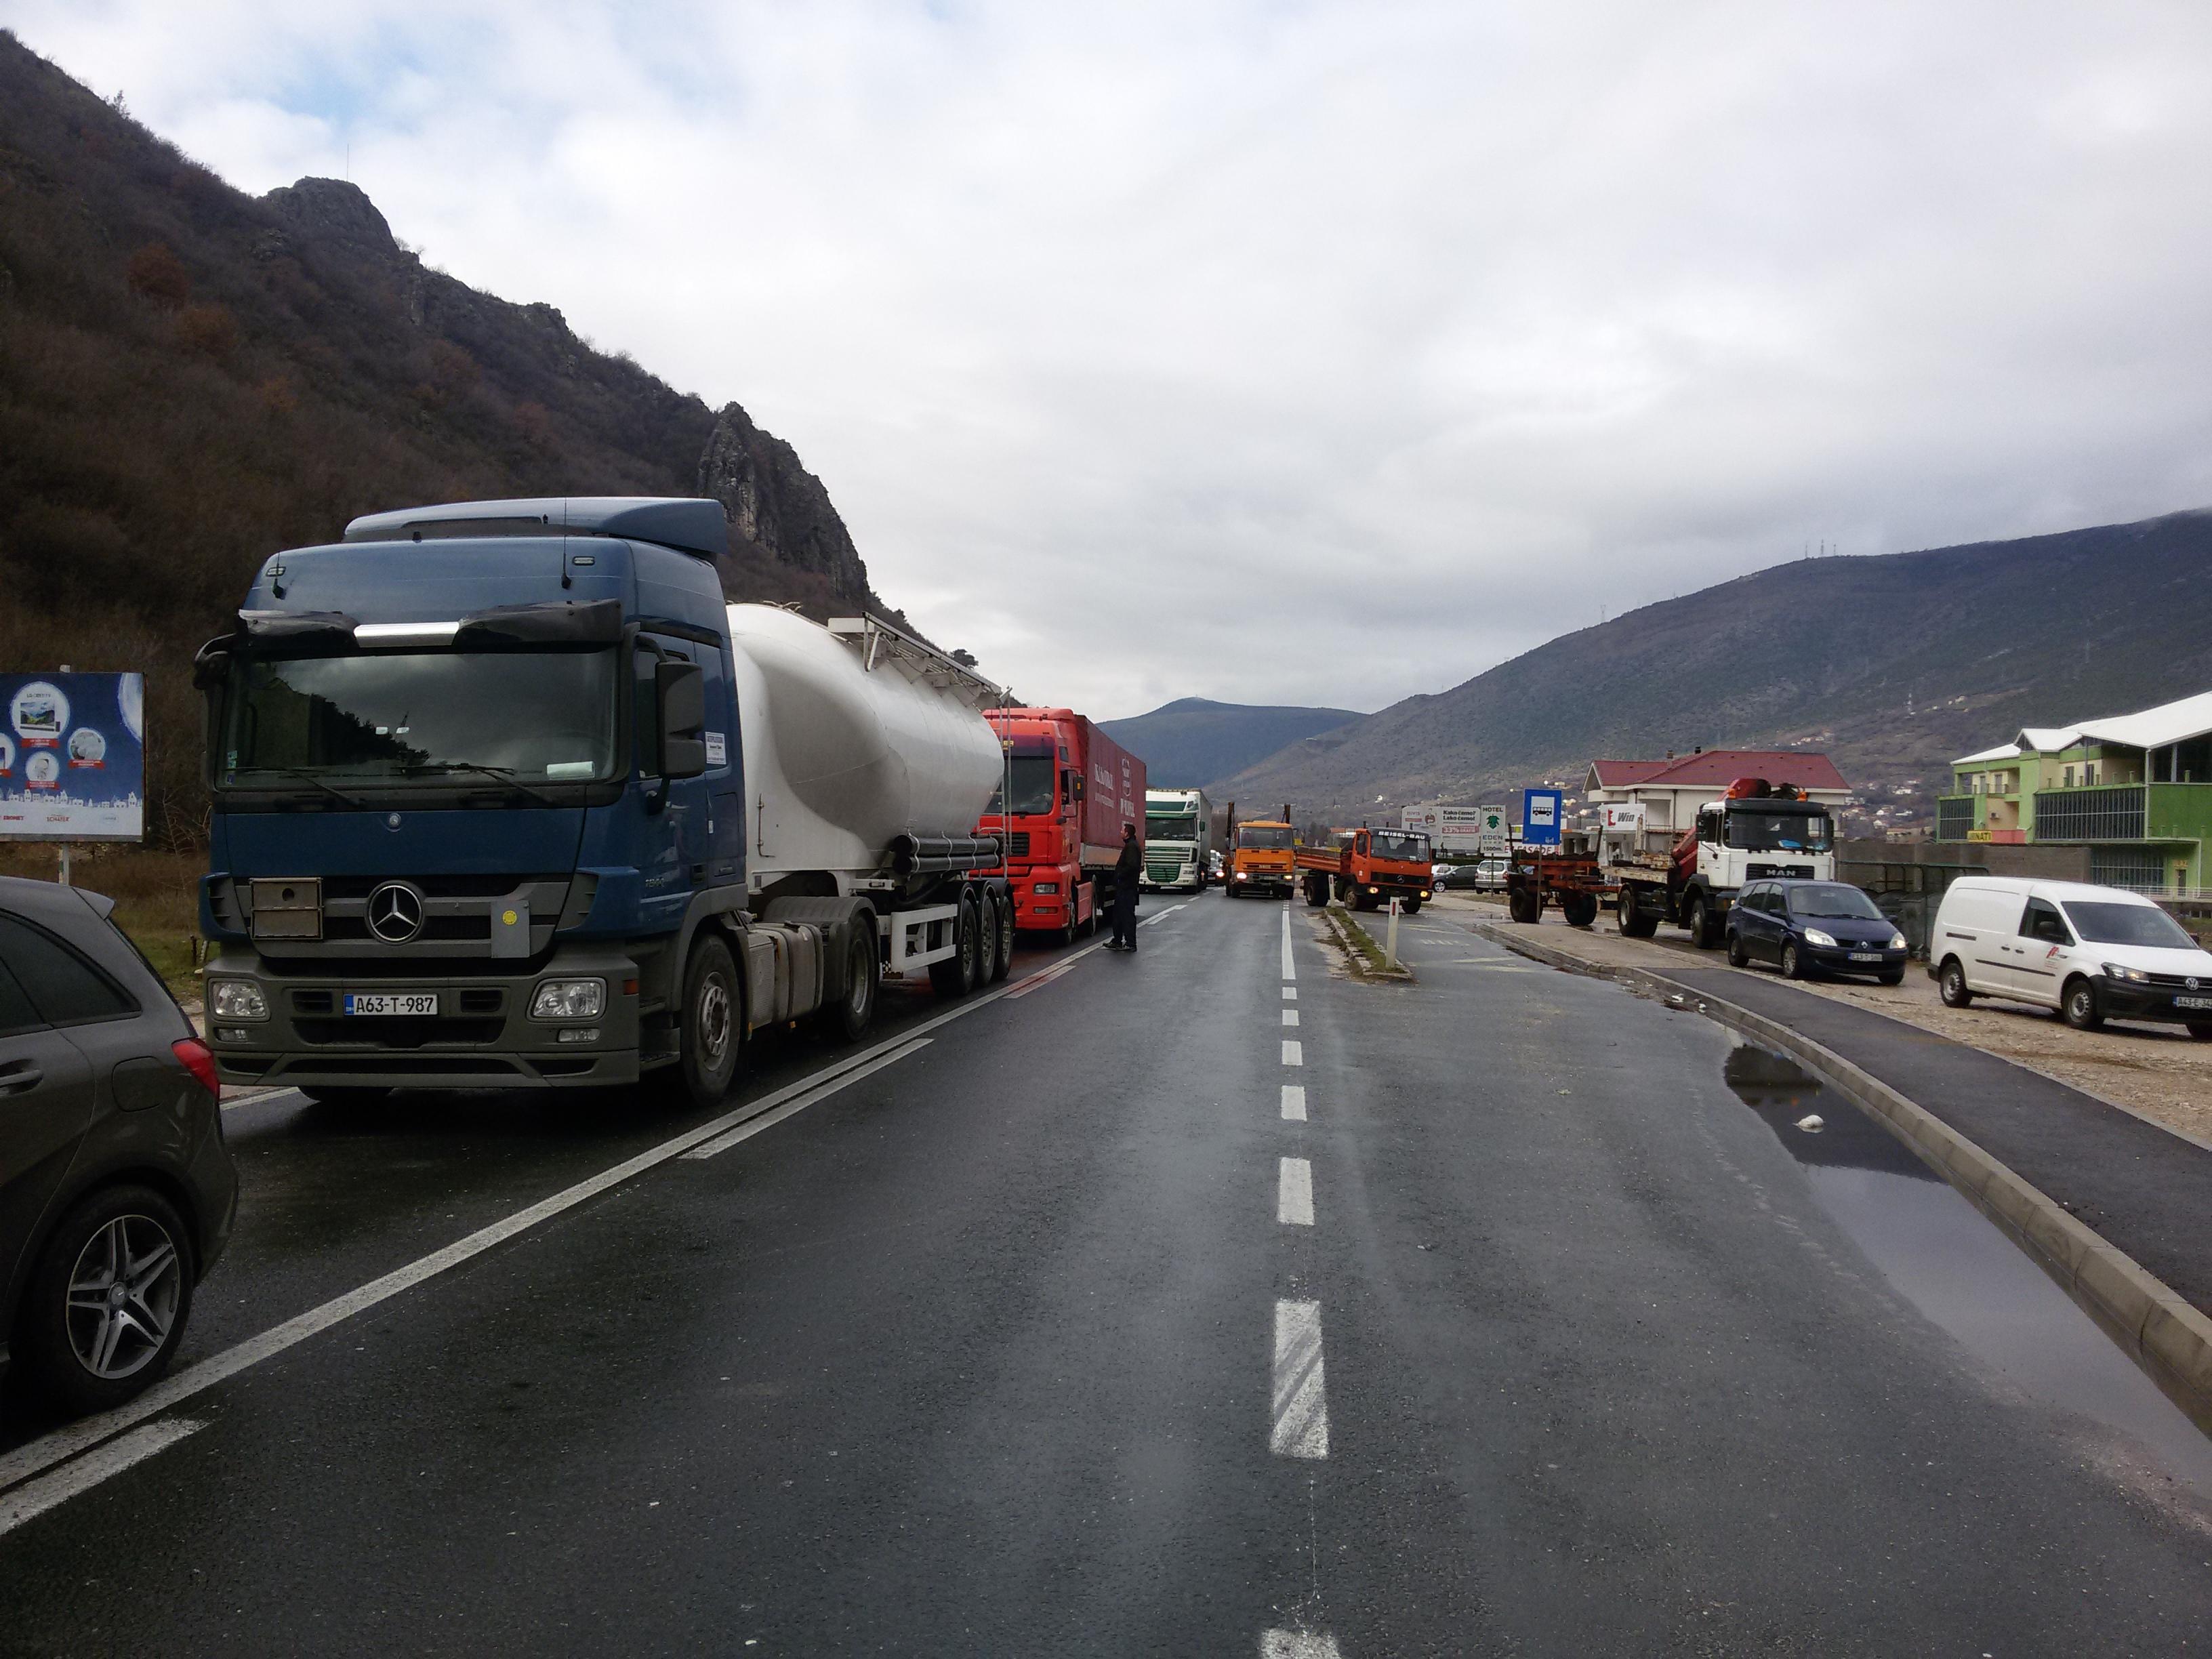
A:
[293, 1017, 505, 1048]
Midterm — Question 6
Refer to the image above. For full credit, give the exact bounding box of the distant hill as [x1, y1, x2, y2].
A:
[1219, 510, 2212, 826]
[0, 30, 901, 842]
[1101, 698, 1364, 792]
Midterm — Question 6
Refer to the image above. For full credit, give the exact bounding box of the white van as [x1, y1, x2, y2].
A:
[1928, 877, 2212, 1036]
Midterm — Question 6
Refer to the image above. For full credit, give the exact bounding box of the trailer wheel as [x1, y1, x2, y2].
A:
[931, 890, 983, 996]
[1507, 887, 1541, 924]
[1559, 892, 1595, 928]
[665, 934, 741, 1107]
[821, 922, 878, 1042]
[1617, 886, 1659, 938]
[987, 887, 1015, 982]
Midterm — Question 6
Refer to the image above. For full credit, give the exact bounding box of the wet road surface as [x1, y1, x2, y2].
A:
[3, 896, 2209, 1654]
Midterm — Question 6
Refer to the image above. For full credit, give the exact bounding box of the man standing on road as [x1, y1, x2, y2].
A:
[1107, 822, 1142, 951]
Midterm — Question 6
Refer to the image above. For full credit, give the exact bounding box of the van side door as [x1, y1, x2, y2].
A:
[2013, 897, 2074, 1008]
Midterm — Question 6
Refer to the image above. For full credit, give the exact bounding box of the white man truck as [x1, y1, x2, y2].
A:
[1142, 787, 1213, 892]
[1605, 777, 1837, 948]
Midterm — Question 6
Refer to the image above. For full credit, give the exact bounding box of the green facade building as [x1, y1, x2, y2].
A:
[1936, 690, 2212, 893]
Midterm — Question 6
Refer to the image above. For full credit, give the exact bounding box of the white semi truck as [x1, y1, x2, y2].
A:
[1142, 787, 1214, 892]
[1603, 778, 1839, 948]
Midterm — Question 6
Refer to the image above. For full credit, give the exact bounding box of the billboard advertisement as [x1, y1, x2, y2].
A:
[1520, 787, 1563, 847]
[0, 672, 146, 842]
[1403, 804, 1486, 853]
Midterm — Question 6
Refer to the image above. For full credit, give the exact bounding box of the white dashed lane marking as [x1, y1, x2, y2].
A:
[1277, 1158, 1314, 1226]
[1282, 1009, 1300, 1027]
[1280, 1084, 1306, 1122]
[1281, 986, 1297, 1000]
[1271, 1299, 1330, 1458]
[1263, 1633, 1343, 1659]
[1280, 907, 1296, 981]
[1282, 1040, 1303, 1066]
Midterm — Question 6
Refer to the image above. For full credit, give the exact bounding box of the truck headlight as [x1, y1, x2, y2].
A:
[531, 978, 606, 1020]
[1235, 872, 1249, 881]
[1803, 928, 1838, 947]
[2103, 962, 2150, 985]
[209, 979, 269, 1021]
[1033, 882, 1059, 895]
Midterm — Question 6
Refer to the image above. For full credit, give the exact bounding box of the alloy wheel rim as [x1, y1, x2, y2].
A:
[66, 1214, 182, 1380]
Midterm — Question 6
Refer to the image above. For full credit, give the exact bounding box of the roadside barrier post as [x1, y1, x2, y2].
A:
[1386, 897, 1401, 969]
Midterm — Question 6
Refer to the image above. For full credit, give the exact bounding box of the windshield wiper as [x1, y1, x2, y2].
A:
[245, 766, 371, 808]
[405, 762, 563, 807]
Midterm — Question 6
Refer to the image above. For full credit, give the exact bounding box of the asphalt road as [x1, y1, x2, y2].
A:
[3, 893, 2209, 1655]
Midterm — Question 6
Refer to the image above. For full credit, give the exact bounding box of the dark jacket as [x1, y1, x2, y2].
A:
[1115, 838, 1143, 882]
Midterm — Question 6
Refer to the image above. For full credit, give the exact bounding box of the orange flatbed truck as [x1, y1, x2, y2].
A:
[1297, 826, 1436, 912]
[1227, 817, 1298, 898]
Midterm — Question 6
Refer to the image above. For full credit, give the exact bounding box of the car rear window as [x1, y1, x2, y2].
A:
[0, 956, 42, 1038]
[0, 912, 139, 1027]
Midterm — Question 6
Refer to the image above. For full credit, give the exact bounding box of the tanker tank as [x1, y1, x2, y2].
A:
[725, 604, 1005, 882]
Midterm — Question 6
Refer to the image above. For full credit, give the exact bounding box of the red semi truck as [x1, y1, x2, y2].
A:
[978, 707, 1147, 940]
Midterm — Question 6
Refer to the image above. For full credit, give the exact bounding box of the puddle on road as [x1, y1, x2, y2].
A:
[1723, 1043, 2212, 1496]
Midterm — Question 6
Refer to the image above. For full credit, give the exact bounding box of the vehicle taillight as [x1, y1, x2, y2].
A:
[172, 1037, 222, 1097]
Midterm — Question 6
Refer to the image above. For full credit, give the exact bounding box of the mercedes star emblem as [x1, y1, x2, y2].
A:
[365, 882, 426, 944]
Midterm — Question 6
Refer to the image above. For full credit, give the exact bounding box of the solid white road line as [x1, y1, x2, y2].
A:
[1262, 1633, 1343, 1659]
[1281, 986, 1296, 1000]
[0, 958, 1061, 1501]
[1280, 1084, 1306, 1122]
[1277, 1157, 1314, 1226]
[1280, 907, 1296, 981]
[0, 1418, 205, 1538]
[1281, 1009, 1299, 1027]
[1271, 1299, 1330, 1458]
[1139, 902, 1189, 928]
[682, 1039, 930, 1159]
[1281, 1040, 1302, 1066]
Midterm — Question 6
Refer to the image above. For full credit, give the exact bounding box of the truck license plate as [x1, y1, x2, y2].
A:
[344, 992, 438, 1017]
[2177, 996, 2212, 1011]
[1848, 952, 1883, 963]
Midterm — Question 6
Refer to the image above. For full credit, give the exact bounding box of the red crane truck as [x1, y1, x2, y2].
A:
[979, 708, 1147, 941]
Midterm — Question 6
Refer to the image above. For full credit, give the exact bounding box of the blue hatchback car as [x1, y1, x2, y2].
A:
[1725, 879, 1909, 983]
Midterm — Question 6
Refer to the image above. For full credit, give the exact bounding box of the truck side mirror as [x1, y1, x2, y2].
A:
[656, 660, 708, 780]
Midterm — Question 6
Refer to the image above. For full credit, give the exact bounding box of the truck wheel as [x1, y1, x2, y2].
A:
[2062, 976, 2103, 1031]
[16, 1183, 195, 1414]
[821, 922, 878, 1042]
[1684, 895, 1716, 949]
[1304, 876, 1326, 908]
[1402, 897, 1422, 916]
[1618, 887, 1659, 939]
[1938, 958, 1973, 1008]
[665, 934, 742, 1107]
[931, 893, 981, 996]
[1559, 893, 1594, 928]
[987, 888, 1015, 982]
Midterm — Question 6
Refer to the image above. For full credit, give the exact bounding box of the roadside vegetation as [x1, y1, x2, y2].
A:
[0, 842, 201, 998]
[1323, 901, 1414, 981]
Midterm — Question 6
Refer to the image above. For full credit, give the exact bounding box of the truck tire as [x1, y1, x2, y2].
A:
[821, 922, 878, 1042]
[1402, 897, 1422, 916]
[15, 1183, 196, 1415]
[1559, 892, 1595, 928]
[1305, 875, 1327, 908]
[987, 887, 1015, 982]
[664, 933, 742, 1107]
[1618, 886, 1659, 939]
[931, 891, 981, 996]
[1683, 893, 1717, 949]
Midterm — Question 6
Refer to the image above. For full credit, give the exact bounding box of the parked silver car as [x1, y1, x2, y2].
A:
[1, 876, 237, 1414]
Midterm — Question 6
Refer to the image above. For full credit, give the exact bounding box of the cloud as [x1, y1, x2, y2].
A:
[15, 1, 2212, 720]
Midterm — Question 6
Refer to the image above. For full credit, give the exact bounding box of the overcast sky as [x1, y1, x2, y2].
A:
[13, 1, 2212, 718]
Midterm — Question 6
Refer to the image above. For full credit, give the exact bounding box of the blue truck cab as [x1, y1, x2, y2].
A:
[197, 498, 802, 1106]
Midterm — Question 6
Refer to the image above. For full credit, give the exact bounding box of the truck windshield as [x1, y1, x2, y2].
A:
[2061, 901, 2197, 950]
[1238, 825, 1292, 850]
[1725, 811, 1832, 853]
[1148, 815, 1199, 840]
[220, 649, 620, 786]
[1369, 831, 1429, 861]
[985, 756, 1057, 817]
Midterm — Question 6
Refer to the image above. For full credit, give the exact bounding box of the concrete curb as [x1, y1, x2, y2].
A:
[1470, 918, 2212, 1432]
[1317, 905, 1415, 983]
